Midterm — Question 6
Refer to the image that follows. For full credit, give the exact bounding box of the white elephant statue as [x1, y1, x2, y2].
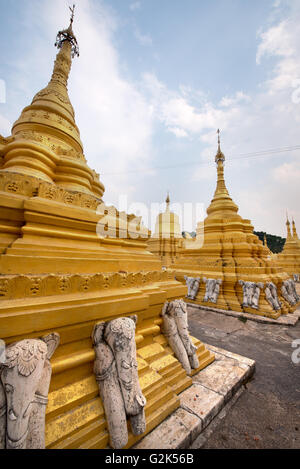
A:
[0, 333, 60, 449]
[161, 299, 199, 375]
[282, 281, 297, 305]
[265, 282, 281, 311]
[184, 276, 201, 300]
[239, 281, 264, 310]
[203, 278, 222, 304]
[92, 316, 146, 450]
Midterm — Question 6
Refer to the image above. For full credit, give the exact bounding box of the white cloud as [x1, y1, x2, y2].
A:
[134, 29, 152, 46]
[219, 91, 251, 107]
[130, 1, 141, 11]
[0, 114, 11, 137]
[142, 72, 243, 141]
[256, 20, 295, 65]
[273, 161, 300, 182]
[167, 127, 188, 138]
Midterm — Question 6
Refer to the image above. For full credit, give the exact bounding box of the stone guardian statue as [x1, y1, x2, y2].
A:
[0, 333, 60, 449]
[161, 299, 199, 375]
[92, 316, 146, 450]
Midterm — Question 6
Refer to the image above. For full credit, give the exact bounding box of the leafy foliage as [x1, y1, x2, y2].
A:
[254, 231, 286, 254]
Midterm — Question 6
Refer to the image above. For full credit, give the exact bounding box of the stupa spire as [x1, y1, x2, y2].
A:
[166, 192, 170, 212]
[206, 129, 239, 218]
[286, 213, 292, 240]
[214, 129, 228, 196]
[292, 218, 299, 240]
[54, 4, 79, 59]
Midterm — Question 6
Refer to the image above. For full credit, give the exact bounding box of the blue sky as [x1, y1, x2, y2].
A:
[0, 0, 300, 236]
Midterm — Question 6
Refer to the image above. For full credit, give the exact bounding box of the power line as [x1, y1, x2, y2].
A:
[101, 144, 300, 176]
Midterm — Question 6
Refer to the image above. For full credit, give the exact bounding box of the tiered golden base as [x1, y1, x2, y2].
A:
[0, 278, 214, 449]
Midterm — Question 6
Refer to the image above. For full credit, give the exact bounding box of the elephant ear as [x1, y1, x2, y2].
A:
[92, 322, 106, 346]
[161, 301, 169, 317]
[41, 333, 60, 360]
[129, 315, 138, 326]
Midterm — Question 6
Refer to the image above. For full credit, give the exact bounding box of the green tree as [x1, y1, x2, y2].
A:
[254, 231, 286, 254]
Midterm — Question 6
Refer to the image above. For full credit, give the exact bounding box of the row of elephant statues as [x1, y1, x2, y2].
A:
[0, 300, 198, 450]
[184, 276, 300, 311]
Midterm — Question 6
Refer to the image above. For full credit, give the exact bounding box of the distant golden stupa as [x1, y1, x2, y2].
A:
[0, 10, 214, 449]
[173, 131, 298, 319]
[147, 193, 183, 266]
[276, 217, 300, 278]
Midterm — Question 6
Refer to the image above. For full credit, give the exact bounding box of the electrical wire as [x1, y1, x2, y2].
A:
[101, 144, 300, 176]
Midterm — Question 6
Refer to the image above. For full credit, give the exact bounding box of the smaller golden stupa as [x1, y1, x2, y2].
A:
[173, 130, 298, 318]
[276, 217, 300, 277]
[147, 193, 183, 267]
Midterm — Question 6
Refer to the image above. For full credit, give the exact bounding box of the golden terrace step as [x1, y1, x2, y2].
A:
[150, 353, 179, 374]
[78, 431, 108, 450]
[46, 397, 104, 448]
[137, 342, 167, 363]
[125, 395, 180, 450]
[50, 420, 107, 450]
[74, 386, 179, 450]
[191, 352, 215, 376]
[46, 375, 99, 420]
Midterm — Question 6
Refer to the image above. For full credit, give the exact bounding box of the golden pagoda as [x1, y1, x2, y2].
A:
[0, 11, 214, 449]
[173, 130, 298, 319]
[276, 217, 300, 277]
[147, 193, 183, 267]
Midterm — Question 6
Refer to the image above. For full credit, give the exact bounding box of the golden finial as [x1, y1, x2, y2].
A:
[69, 4, 76, 26]
[286, 210, 290, 225]
[166, 191, 170, 209]
[215, 129, 225, 164]
[55, 4, 79, 58]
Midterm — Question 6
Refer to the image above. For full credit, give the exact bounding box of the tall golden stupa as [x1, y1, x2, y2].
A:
[0, 11, 214, 449]
[147, 193, 183, 267]
[173, 131, 298, 319]
[276, 217, 300, 277]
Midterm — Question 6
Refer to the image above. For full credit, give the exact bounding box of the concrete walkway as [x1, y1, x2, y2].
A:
[134, 342, 255, 449]
[188, 306, 300, 449]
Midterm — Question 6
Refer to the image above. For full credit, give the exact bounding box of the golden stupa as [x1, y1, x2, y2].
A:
[147, 193, 183, 267]
[276, 217, 300, 278]
[173, 131, 298, 319]
[0, 12, 214, 449]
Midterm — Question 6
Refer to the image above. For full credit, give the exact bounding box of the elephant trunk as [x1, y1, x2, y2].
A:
[0, 377, 6, 449]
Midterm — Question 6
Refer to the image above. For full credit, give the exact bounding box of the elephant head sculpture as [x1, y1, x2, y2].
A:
[162, 299, 199, 375]
[92, 316, 146, 450]
[0, 333, 60, 449]
[265, 282, 281, 311]
[203, 278, 222, 304]
[184, 276, 200, 300]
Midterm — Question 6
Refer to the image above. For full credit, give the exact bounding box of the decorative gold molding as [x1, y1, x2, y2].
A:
[0, 172, 40, 197]
[0, 270, 175, 301]
[38, 182, 101, 209]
